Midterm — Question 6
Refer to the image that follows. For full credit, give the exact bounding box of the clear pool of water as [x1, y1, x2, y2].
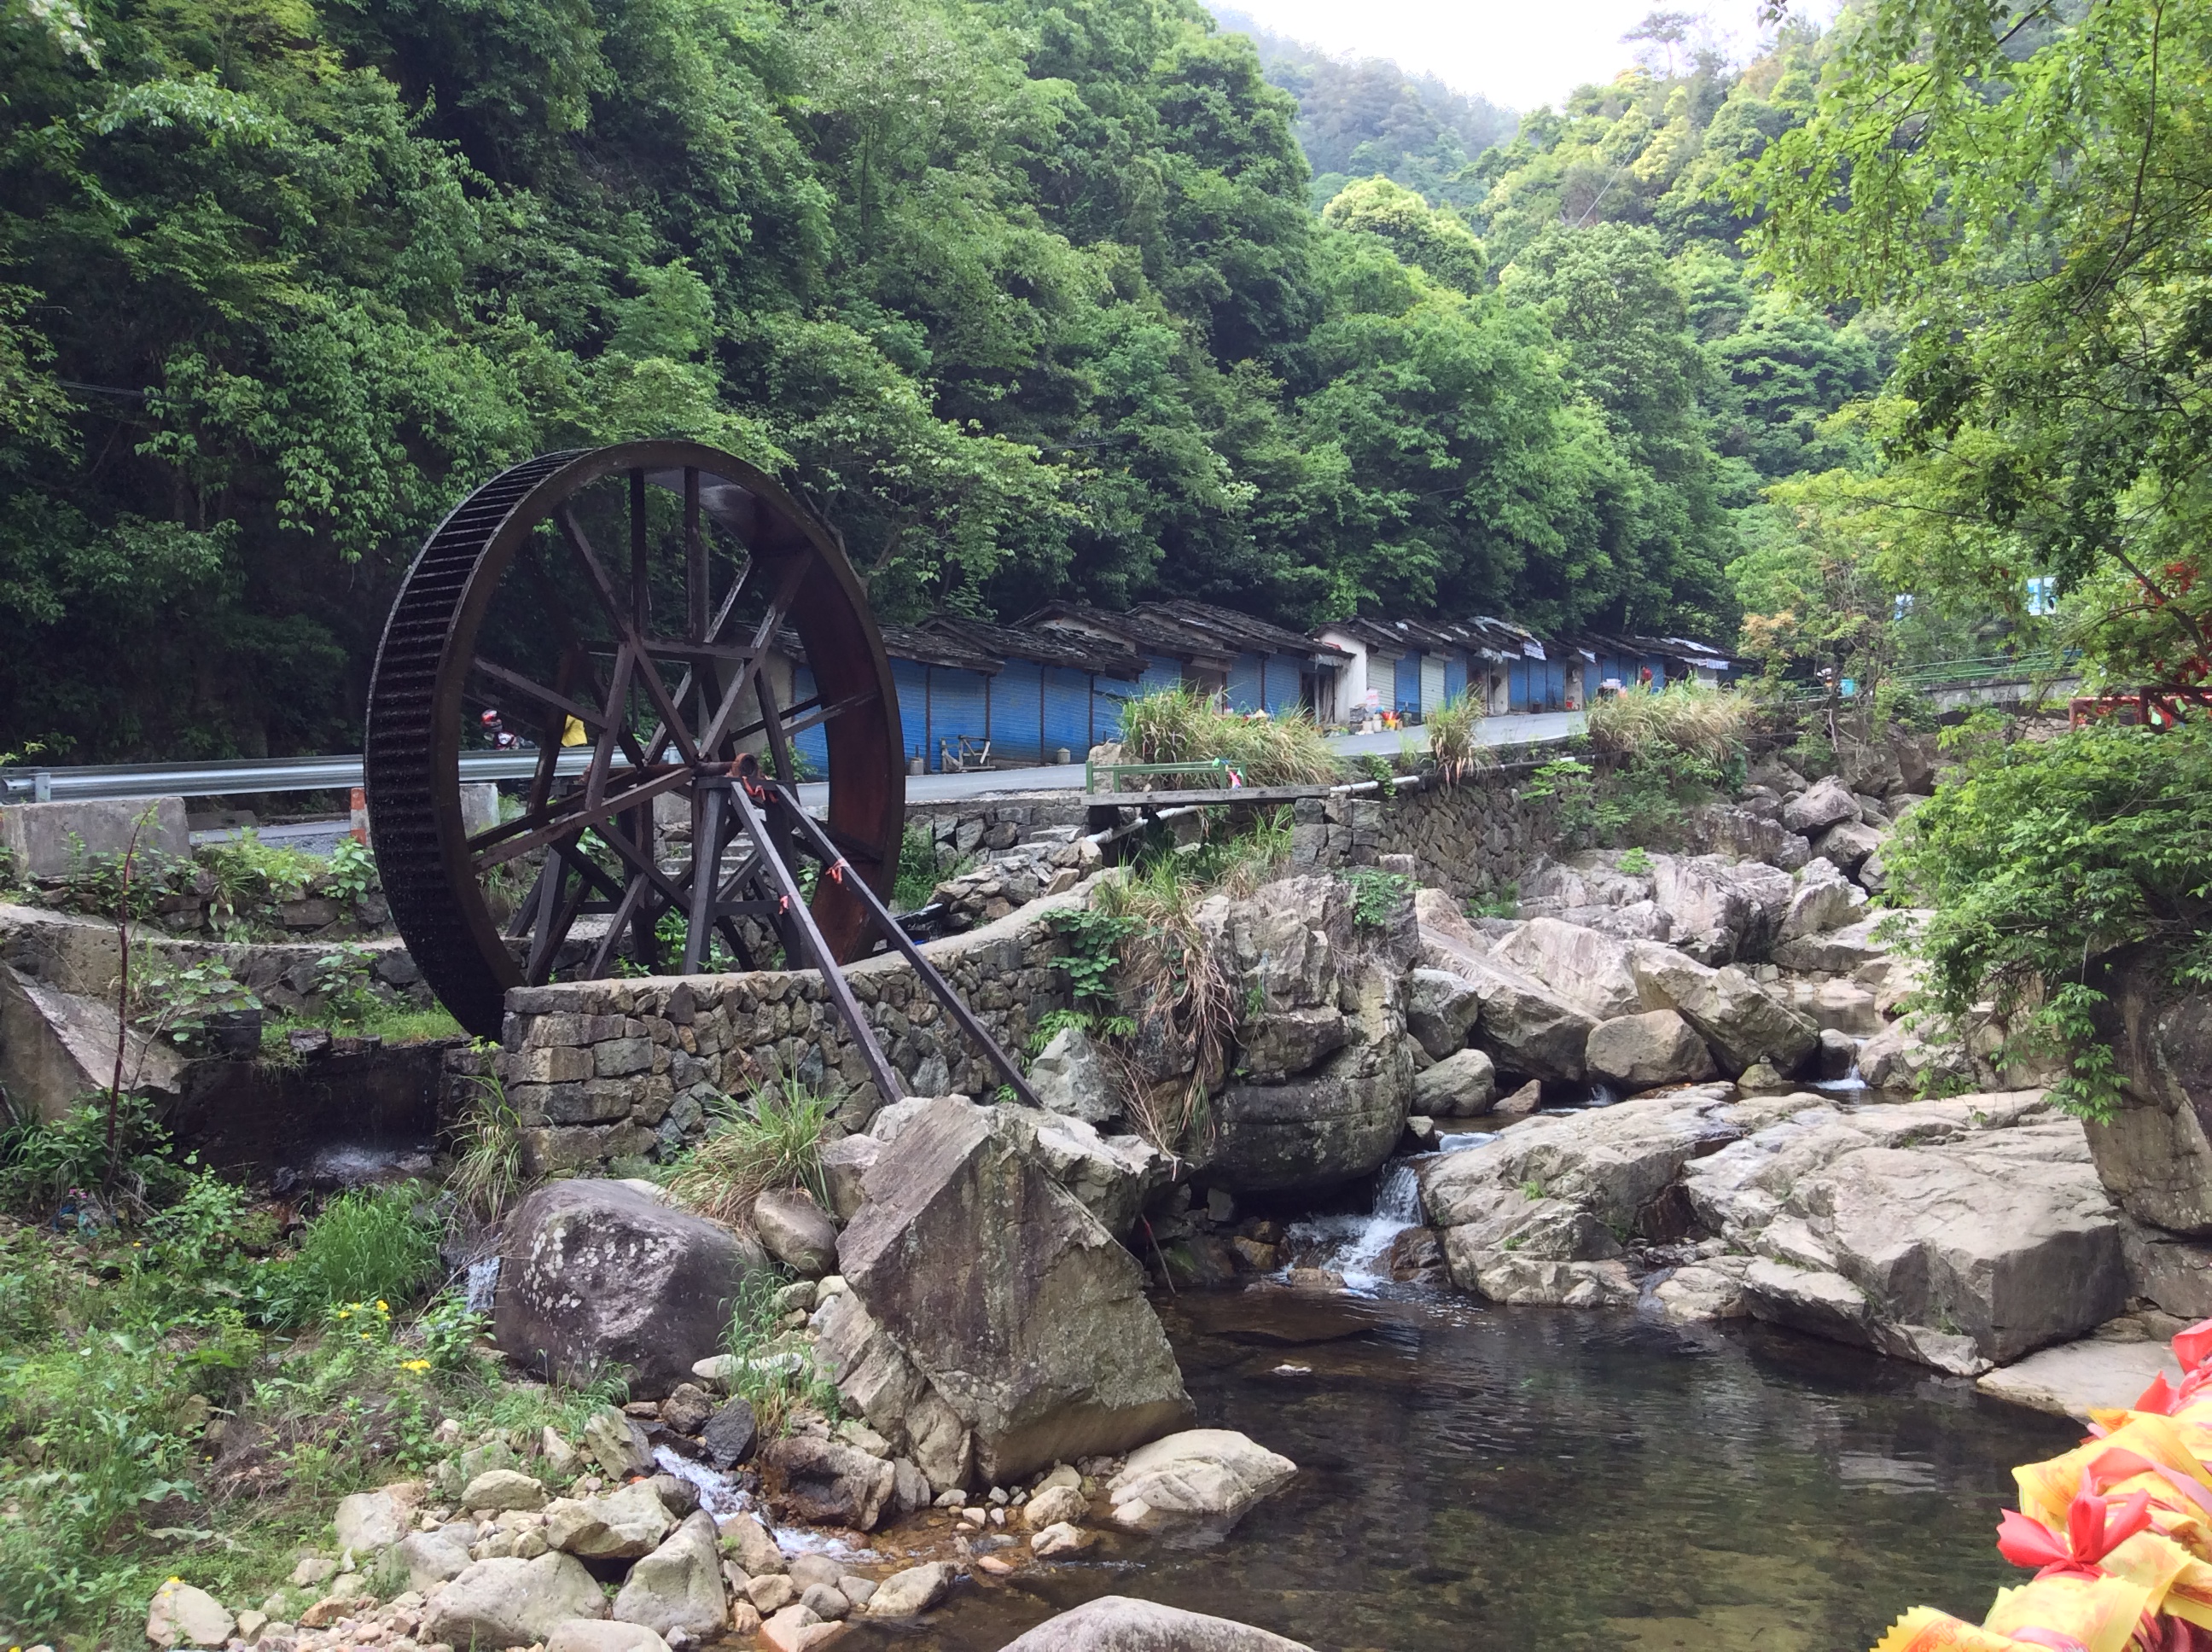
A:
[833, 1288, 2075, 1651]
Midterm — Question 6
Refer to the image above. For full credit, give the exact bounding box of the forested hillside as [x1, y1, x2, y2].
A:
[1, 0, 1872, 765]
[1207, 5, 1514, 210]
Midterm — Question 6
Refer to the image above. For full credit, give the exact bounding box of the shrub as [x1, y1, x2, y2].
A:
[1113, 686, 1340, 788]
[266, 1185, 442, 1324]
[1883, 720, 2212, 1119]
[667, 1077, 835, 1225]
[718, 1271, 837, 1440]
[0, 1091, 187, 1221]
[312, 942, 381, 1024]
[892, 822, 948, 910]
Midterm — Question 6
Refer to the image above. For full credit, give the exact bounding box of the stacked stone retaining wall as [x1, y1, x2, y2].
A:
[486, 768, 1574, 1176]
[487, 892, 1084, 1176]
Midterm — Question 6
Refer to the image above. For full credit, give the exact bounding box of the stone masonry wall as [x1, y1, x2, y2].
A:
[488, 891, 1083, 1176]
[486, 764, 1570, 1176]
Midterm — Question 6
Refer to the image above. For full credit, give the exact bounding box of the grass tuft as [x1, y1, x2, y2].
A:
[1586, 680, 1754, 765]
[667, 1076, 835, 1226]
[1423, 691, 1493, 788]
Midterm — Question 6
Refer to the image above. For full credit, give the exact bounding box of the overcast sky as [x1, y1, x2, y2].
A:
[1217, 0, 1789, 111]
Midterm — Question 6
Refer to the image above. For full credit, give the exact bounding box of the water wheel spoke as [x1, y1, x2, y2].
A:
[472, 656, 610, 737]
[473, 765, 693, 872]
[584, 871, 656, 981]
[556, 503, 702, 766]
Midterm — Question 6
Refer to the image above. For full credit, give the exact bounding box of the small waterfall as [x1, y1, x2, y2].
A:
[1286, 1160, 1426, 1285]
[463, 1257, 501, 1314]
[1435, 1129, 1498, 1153]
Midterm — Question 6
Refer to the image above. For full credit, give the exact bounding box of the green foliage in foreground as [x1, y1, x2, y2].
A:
[0, 1113, 612, 1643]
[1883, 722, 2212, 1120]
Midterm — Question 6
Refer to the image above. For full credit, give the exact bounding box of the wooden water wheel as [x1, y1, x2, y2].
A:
[363, 441, 905, 1041]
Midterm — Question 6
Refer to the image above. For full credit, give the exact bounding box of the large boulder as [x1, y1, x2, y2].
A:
[998, 1598, 1312, 1652]
[1812, 818, 1884, 876]
[1208, 876, 1353, 1080]
[754, 1190, 840, 1277]
[1679, 802, 1811, 872]
[1445, 952, 1596, 1082]
[1105, 1428, 1297, 1538]
[837, 1096, 1194, 1484]
[1412, 1047, 1497, 1118]
[1770, 913, 1899, 974]
[1783, 776, 1860, 836]
[610, 1513, 725, 1639]
[1650, 855, 1794, 966]
[758, 1434, 896, 1530]
[1685, 1091, 2125, 1371]
[1585, 1010, 1717, 1091]
[495, 1180, 763, 1397]
[995, 1105, 1161, 1239]
[2082, 957, 2212, 1236]
[423, 1553, 607, 1650]
[544, 1480, 674, 1561]
[147, 1581, 234, 1649]
[1403, 969, 1481, 1060]
[1207, 961, 1411, 1193]
[1777, 858, 1866, 941]
[1027, 1024, 1119, 1125]
[1630, 944, 1818, 1076]
[1493, 919, 1642, 1021]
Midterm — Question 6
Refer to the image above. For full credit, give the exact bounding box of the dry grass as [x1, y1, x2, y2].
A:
[1423, 691, 1493, 788]
[1114, 686, 1342, 788]
[1586, 680, 1754, 765]
[1090, 856, 1234, 1163]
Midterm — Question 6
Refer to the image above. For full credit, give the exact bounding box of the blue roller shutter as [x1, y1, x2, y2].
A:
[891, 659, 930, 767]
[789, 665, 831, 776]
[1043, 666, 1091, 760]
[1095, 678, 1138, 742]
[1138, 654, 1182, 694]
[1225, 651, 1263, 713]
[1444, 655, 1467, 702]
[1397, 650, 1423, 718]
[928, 669, 989, 771]
[991, 661, 1044, 766]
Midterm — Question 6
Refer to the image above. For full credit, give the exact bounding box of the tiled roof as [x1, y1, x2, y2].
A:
[919, 615, 1147, 678]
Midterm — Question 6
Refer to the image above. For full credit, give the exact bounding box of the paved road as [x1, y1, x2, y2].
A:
[189, 711, 1586, 849]
[798, 708, 1586, 806]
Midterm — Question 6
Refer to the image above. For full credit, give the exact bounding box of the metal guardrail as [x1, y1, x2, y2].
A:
[0, 748, 595, 804]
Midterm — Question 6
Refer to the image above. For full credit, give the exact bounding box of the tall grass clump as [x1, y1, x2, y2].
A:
[1423, 691, 1492, 788]
[446, 1052, 522, 1223]
[667, 1075, 835, 1225]
[1586, 680, 1754, 765]
[1089, 855, 1234, 1160]
[269, 1184, 442, 1323]
[1114, 685, 1341, 788]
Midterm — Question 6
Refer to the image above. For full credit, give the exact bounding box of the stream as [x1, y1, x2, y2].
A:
[829, 1155, 2078, 1652]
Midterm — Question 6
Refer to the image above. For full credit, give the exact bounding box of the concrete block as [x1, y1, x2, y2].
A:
[0, 797, 189, 880]
[460, 783, 501, 840]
